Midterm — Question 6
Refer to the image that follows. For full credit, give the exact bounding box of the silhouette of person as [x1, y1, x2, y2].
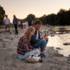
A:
[13, 15, 18, 35]
[3, 15, 11, 33]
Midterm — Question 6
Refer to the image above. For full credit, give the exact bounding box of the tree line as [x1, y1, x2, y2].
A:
[24, 9, 70, 26]
[0, 5, 70, 26]
[0, 5, 5, 25]
[39, 9, 70, 25]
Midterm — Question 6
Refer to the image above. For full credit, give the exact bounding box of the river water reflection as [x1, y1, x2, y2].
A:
[47, 33, 70, 56]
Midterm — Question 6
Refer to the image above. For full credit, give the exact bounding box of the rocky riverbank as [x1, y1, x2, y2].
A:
[0, 30, 70, 70]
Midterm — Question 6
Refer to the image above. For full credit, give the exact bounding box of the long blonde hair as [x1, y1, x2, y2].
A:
[24, 27, 35, 41]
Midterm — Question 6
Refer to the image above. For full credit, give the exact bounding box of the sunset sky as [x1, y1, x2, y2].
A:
[0, 0, 70, 22]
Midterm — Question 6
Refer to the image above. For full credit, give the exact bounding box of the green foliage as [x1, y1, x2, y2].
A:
[39, 9, 70, 25]
[39, 15, 47, 25]
[17, 9, 70, 26]
[57, 9, 70, 25]
[26, 14, 36, 26]
[0, 6, 5, 25]
[14, 9, 70, 26]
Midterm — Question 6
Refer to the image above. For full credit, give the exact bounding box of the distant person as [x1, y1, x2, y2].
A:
[3, 15, 11, 32]
[22, 21, 28, 30]
[13, 15, 18, 35]
[31, 20, 48, 58]
[28, 20, 32, 26]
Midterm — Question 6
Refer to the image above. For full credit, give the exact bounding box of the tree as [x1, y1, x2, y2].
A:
[39, 15, 47, 25]
[46, 14, 57, 25]
[26, 14, 36, 26]
[0, 6, 5, 25]
[57, 9, 70, 25]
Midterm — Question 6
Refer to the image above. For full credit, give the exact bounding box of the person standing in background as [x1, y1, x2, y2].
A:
[13, 15, 18, 35]
[3, 15, 11, 33]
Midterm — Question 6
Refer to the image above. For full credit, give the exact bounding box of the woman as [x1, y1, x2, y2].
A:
[17, 27, 41, 61]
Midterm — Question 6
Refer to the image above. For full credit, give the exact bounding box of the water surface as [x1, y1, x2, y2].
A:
[47, 33, 70, 56]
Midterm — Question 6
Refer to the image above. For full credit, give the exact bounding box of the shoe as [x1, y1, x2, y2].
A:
[40, 53, 46, 58]
[39, 59, 43, 62]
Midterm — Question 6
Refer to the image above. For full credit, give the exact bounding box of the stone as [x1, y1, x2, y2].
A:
[63, 42, 70, 45]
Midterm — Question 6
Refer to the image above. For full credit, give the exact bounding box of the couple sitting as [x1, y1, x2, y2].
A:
[17, 20, 48, 62]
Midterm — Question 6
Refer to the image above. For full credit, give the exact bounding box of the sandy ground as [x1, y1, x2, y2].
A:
[0, 28, 70, 70]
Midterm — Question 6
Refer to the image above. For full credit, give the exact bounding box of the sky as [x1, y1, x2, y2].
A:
[0, 0, 70, 22]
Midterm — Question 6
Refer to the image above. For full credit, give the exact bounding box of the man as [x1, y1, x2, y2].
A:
[3, 15, 10, 32]
[31, 20, 48, 58]
[13, 15, 18, 35]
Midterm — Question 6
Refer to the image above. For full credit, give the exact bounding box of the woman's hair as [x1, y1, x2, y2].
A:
[24, 26, 35, 40]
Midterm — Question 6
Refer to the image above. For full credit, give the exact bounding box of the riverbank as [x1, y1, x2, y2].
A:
[0, 29, 70, 70]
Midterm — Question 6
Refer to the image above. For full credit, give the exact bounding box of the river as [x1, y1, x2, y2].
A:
[47, 33, 70, 56]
